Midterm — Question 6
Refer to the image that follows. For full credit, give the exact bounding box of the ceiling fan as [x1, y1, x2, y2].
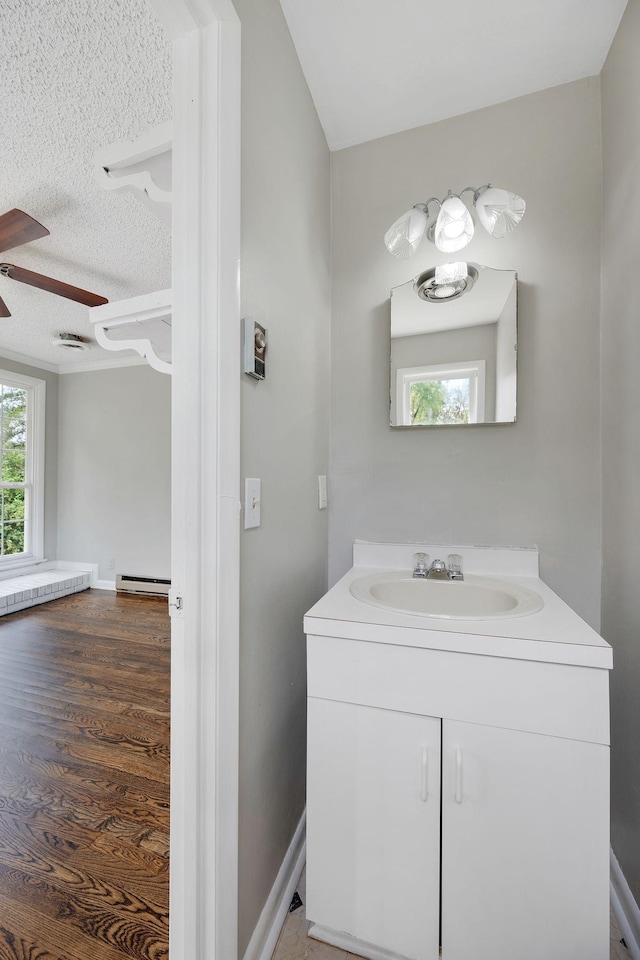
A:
[0, 208, 108, 318]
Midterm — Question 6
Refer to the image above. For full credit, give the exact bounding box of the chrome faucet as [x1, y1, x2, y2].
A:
[413, 552, 464, 581]
[426, 558, 450, 580]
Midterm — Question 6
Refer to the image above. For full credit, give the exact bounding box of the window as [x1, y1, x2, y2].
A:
[397, 360, 486, 426]
[0, 370, 45, 564]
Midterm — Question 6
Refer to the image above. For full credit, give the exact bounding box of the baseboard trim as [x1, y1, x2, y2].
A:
[94, 579, 117, 591]
[611, 847, 640, 960]
[308, 923, 409, 960]
[242, 810, 306, 960]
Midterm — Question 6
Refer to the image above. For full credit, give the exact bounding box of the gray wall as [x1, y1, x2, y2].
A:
[0, 355, 58, 561]
[232, 0, 331, 953]
[601, 0, 640, 905]
[57, 364, 171, 581]
[330, 78, 603, 627]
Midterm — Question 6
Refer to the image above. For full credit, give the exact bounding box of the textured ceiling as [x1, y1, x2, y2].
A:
[0, 0, 172, 369]
[279, 0, 628, 150]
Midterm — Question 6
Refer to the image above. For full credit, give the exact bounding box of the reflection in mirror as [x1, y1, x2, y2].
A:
[390, 264, 517, 427]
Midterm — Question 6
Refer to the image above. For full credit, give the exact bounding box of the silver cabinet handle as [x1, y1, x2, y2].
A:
[455, 747, 463, 804]
[420, 747, 429, 801]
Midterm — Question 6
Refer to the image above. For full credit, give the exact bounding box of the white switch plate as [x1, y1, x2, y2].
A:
[318, 474, 327, 510]
[244, 478, 261, 529]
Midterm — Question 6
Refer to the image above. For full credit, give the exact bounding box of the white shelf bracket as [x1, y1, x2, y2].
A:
[89, 288, 173, 375]
[94, 121, 173, 225]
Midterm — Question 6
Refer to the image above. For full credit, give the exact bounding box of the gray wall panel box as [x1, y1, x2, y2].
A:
[243, 316, 267, 379]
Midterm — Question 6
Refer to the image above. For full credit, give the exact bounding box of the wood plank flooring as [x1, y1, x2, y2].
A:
[0, 589, 170, 960]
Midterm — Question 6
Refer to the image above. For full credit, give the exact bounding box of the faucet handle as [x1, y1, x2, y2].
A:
[447, 553, 464, 580]
[413, 552, 430, 573]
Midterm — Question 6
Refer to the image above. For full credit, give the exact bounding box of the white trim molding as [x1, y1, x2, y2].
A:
[308, 924, 409, 960]
[611, 847, 640, 959]
[0, 367, 46, 567]
[94, 579, 117, 591]
[148, 1, 241, 958]
[0, 348, 151, 376]
[242, 813, 307, 960]
[0, 349, 58, 374]
[396, 359, 486, 426]
[150, 0, 238, 37]
[57, 355, 150, 375]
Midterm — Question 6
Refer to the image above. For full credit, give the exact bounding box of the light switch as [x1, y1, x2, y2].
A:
[244, 478, 261, 529]
[318, 474, 328, 510]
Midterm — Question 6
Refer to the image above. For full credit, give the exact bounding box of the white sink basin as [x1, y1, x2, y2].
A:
[349, 571, 544, 620]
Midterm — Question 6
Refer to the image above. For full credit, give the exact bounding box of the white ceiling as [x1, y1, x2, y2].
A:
[279, 0, 628, 150]
[0, 0, 172, 370]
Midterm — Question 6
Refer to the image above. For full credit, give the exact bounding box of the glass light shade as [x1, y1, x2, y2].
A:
[435, 261, 468, 284]
[433, 197, 474, 253]
[384, 207, 428, 259]
[475, 187, 526, 239]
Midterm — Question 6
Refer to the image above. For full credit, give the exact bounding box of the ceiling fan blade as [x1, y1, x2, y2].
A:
[0, 264, 108, 307]
[0, 209, 50, 254]
[0, 296, 10, 318]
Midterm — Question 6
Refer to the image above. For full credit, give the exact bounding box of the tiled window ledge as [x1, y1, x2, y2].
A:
[0, 569, 91, 616]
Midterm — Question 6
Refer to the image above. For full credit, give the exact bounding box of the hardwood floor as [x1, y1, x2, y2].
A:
[0, 589, 170, 960]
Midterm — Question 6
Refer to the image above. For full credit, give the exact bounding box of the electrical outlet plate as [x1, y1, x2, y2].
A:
[318, 474, 328, 509]
[244, 478, 261, 529]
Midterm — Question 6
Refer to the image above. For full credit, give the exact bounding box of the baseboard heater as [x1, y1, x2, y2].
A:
[116, 574, 171, 597]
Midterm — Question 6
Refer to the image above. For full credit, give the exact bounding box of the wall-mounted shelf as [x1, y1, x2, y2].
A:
[94, 122, 172, 225]
[89, 288, 172, 375]
[93, 123, 173, 373]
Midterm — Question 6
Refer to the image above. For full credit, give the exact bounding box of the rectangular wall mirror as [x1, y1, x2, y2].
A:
[390, 264, 517, 427]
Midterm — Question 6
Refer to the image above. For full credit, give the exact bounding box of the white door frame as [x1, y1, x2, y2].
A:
[148, 2, 241, 957]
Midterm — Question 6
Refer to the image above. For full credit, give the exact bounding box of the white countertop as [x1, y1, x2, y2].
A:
[304, 545, 612, 670]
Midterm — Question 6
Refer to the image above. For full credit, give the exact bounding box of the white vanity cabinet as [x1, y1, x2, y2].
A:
[307, 697, 442, 960]
[307, 684, 609, 960]
[304, 547, 612, 960]
[440, 720, 609, 960]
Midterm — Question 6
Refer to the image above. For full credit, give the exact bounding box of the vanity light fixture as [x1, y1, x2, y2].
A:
[434, 261, 468, 284]
[384, 185, 526, 258]
[415, 262, 478, 302]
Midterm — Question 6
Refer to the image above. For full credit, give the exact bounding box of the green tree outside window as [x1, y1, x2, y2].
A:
[410, 378, 470, 425]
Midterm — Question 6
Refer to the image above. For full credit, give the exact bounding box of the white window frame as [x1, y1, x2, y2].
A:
[397, 359, 486, 426]
[0, 369, 45, 567]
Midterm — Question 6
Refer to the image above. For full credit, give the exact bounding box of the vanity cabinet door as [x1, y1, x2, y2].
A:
[441, 720, 610, 960]
[306, 697, 441, 960]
